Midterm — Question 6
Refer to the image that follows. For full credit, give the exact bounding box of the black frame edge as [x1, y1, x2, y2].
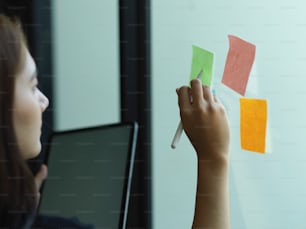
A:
[119, 0, 152, 228]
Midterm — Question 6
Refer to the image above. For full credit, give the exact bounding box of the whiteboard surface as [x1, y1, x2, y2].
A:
[152, 1, 306, 228]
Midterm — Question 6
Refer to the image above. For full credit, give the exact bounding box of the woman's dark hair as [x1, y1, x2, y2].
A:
[0, 15, 36, 227]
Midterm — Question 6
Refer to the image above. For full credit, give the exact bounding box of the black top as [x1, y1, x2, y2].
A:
[23, 213, 94, 229]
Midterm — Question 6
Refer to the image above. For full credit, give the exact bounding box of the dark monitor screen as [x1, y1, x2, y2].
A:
[39, 122, 138, 228]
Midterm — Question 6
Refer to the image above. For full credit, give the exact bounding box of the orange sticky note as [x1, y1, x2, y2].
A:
[222, 35, 256, 96]
[240, 98, 267, 153]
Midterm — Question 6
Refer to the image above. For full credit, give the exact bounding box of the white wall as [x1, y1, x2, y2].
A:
[153, 1, 306, 228]
[52, 0, 119, 131]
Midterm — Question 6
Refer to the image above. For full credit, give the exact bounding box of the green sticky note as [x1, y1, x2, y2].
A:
[190, 45, 214, 86]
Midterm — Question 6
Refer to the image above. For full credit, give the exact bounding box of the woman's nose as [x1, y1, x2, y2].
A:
[39, 91, 49, 112]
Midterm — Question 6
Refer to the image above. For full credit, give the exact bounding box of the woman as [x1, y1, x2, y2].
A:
[0, 14, 45, 227]
[0, 14, 230, 228]
[0, 15, 93, 228]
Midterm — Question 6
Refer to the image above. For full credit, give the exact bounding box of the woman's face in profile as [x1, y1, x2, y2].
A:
[12, 47, 49, 160]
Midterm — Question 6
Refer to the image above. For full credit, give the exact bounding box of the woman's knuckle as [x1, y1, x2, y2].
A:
[207, 103, 216, 113]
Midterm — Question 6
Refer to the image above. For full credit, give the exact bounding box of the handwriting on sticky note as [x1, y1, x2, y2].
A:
[240, 98, 267, 153]
[190, 45, 214, 86]
[222, 35, 256, 96]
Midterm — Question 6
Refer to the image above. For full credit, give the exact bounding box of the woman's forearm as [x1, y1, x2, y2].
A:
[192, 157, 230, 229]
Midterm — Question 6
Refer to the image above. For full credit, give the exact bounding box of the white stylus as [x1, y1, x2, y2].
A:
[171, 69, 203, 149]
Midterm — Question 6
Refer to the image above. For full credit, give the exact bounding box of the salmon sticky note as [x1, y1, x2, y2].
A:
[222, 35, 256, 96]
[190, 45, 214, 86]
[240, 98, 267, 153]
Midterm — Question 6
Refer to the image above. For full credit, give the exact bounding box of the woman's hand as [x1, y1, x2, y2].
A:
[176, 79, 230, 163]
[34, 164, 48, 209]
